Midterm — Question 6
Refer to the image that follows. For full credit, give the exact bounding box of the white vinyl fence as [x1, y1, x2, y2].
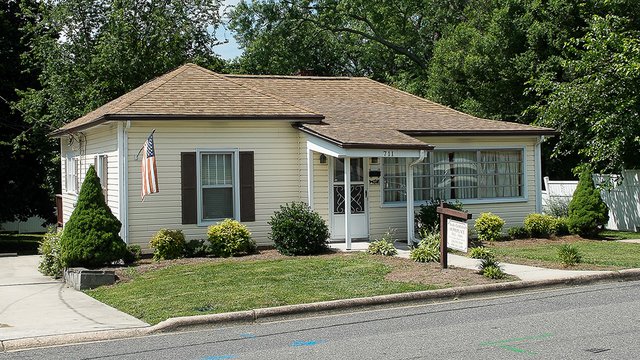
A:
[542, 170, 640, 232]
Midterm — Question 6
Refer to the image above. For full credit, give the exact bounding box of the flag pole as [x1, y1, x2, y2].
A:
[135, 129, 156, 160]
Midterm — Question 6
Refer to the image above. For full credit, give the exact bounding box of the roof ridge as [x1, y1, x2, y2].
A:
[225, 74, 355, 80]
[217, 71, 323, 116]
[113, 64, 192, 114]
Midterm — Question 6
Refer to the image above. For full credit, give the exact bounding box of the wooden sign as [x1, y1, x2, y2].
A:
[446, 219, 468, 252]
[436, 202, 472, 269]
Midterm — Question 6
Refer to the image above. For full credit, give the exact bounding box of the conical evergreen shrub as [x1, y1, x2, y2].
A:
[59, 165, 126, 268]
[568, 168, 609, 237]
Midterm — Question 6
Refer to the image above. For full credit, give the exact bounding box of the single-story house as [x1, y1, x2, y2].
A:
[51, 63, 556, 250]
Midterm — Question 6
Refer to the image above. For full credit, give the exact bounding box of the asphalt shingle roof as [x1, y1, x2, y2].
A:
[53, 63, 555, 148]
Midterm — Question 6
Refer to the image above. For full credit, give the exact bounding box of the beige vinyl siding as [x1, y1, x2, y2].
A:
[59, 123, 119, 225]
[368, 136, 539, 241]
[126, 120, 305, 249]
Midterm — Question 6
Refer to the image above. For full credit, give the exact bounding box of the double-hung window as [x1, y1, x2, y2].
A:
[198, 151, 238, 222]
[383, 149, 524, 204]
[65, 155, 80, 194]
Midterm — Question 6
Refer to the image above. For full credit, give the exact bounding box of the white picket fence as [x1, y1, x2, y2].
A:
[541, 170, 640, 232]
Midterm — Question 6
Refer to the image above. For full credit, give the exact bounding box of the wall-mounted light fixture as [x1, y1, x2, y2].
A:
[319, 154, 327, 164]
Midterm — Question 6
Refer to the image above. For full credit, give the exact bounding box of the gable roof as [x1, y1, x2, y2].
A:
[52, 63, 555, 149]
[225, 75, 556, 149]
[51, 64, 324, 136]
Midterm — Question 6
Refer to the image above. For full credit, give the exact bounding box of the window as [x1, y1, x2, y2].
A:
[383, 149, 523, 203]
[65, 156, 80, 194]
[198, 151, 237, 222]
[95, 155, 108, 200]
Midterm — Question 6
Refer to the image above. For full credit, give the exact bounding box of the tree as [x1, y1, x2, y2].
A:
[14, 0, 226, 210]
[533, 14, 640, 173]
[229, 0, 468, 92]
[59, 165, 126, 268]
[0, 0, 57, 224]
[568, 168, 609, 238]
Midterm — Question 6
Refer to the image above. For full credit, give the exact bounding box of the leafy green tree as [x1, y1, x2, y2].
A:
[568, 168, 609, 238]
[59, 165, 126, 268]
[0, 0, 56, 224]
[14, 0, 225, 209]
[533, 14, 640, 173]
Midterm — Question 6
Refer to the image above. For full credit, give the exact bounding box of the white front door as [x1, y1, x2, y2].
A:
[331, 158, 368, 239]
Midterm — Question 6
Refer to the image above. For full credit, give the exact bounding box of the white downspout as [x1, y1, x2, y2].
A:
[118, 121, 130, 244]
[407, 150, 426, 246]
[534, 136, 545, 214]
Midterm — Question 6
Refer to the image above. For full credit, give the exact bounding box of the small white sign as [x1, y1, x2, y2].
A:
[446, 219, 468, 252]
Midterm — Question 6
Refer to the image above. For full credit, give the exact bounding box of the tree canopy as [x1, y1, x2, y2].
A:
[0, 0, 55, 224]
[229, 0, 640, 175]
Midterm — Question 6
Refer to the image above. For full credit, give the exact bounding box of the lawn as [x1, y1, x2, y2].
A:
[486, 236, 640, 269]
[87, 252, 497, 325]
[597, 230, 640, 240]
[0, 233, 44, 255]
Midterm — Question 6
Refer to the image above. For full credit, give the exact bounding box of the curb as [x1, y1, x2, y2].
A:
[4, 269, 640, 352]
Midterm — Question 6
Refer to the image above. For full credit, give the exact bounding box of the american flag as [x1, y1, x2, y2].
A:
[141, 132, 159, 200]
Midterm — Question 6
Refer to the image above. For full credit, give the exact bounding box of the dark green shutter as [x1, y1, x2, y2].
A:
[239, 151, 255, 222]
[181, 152, 197, 224]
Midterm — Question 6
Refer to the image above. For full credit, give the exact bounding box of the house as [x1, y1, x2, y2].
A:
[51, 63, 556, 250]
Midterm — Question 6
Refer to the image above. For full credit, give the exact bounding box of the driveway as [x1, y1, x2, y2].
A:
[0, 255, 147, 341]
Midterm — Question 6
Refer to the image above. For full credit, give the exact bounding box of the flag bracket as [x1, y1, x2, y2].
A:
[135, 129, 156, 161]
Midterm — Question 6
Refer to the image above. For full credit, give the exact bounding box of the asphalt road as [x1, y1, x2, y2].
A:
[3, 281, 640, 359]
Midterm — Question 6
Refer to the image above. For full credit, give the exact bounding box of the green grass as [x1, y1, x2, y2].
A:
[87, 254, 435, 325]
[490, 240, 640, 268]
[0, 233, 44, 255]
[597, 230, 640, 240]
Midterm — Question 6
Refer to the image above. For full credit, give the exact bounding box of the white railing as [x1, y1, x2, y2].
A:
[541, 170, 640, 232]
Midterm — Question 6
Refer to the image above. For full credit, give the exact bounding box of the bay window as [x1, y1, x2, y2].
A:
[383, 149, 524, 203]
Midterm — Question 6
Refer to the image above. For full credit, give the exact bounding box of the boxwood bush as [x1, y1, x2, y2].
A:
[415, 199, 464, 233]
[207, 219, 256, 257]
[269, 202, 329, 256]
[59, 165, 127, 268]
[474, 212, 505, 242]
[524, 213, 557, 238]
[150, 228, 186, 260]
[38, 229, 63, 277]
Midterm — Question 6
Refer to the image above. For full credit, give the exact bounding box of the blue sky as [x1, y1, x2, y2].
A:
[214, 0, 243, 60]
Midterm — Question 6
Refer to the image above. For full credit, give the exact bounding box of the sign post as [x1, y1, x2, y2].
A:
[436, 201, 472, 269]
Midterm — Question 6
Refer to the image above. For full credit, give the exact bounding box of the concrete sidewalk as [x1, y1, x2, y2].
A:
[0, 255, 147, 342]
[330, 241, 612, 281]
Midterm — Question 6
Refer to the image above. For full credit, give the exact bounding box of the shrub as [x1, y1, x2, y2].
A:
[554, 217, 571, 236]
[568, 168, 609, 237]
[508, 226, 530, 239]
[122, 245, 142, 265]
[367, 229, 398, 256]
[524, 213, 557, 238]
[474, 213, 505, 242]
[59, 165, 127, 268]
[415, 199, 464, 233]
[482, 265, 506, 279]
[149, 229, 186, 260]
[544, 197, 570, 218]
[184, 239, 210, 258]
[479, 257, 505, 279]
[410, 231, 440, 263]
[469, 247, 495, 261]
[558, 244, 582, 267]
[207, 219, 256, 257]
[269, 202, 330, 256]
[38, 229, 63, 277]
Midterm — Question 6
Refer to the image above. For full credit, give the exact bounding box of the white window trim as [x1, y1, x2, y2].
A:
[65, 154, 80, 195]
[380, 146, 528, 207]
[196, 148, 240, 226]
